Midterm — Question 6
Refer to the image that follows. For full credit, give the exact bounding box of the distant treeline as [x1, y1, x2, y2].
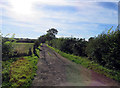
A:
[2, 37, 36, 43]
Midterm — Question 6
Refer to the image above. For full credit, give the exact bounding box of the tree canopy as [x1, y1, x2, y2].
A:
[47, 28, 58, 35]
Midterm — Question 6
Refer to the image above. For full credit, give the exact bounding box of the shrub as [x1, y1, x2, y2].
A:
[2, 34, 16, 60]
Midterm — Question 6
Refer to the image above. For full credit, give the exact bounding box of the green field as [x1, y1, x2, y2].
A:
[13, 43, 34, 55]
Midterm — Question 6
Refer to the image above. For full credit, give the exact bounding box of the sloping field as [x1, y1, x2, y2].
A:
[13, 43, 34, 55]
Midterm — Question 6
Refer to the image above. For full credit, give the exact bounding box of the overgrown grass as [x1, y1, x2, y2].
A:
[10, 55, 38, 87]
[10, 58, 33, 87]
[2, 44, 41, 88]
[47, 44, 120, 82]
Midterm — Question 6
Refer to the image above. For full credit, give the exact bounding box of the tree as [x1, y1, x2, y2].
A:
[47, 28, 58, 35]
[46, 28, 58, 41]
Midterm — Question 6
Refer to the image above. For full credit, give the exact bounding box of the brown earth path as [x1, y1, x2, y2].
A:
[31, 44, 120, 87]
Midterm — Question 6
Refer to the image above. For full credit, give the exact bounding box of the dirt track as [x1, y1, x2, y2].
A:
[31, 44, 120, 87]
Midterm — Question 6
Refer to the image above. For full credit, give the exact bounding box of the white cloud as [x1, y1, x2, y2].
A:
[0, 0, 118, 39]
[1, 0, 118, 23]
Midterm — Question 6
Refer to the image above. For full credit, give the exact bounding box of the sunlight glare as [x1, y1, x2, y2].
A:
[10, 0, 35, 15]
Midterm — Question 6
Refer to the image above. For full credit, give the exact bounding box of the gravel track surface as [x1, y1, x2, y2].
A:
[31, 44, 120, 87]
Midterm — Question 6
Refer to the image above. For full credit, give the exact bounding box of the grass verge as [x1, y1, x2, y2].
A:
[46, 44, 120, 82]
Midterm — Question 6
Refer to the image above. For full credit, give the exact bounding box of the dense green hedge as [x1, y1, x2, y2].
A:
[47, 38, 87, 56]
[86, 27, 120, 70]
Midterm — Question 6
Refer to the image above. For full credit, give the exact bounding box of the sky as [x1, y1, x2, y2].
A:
[0, 0, 119, 40]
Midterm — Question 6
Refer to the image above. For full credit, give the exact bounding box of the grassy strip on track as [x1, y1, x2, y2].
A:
[48, 52, 52, 56]
[46, 44, 120, 82]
